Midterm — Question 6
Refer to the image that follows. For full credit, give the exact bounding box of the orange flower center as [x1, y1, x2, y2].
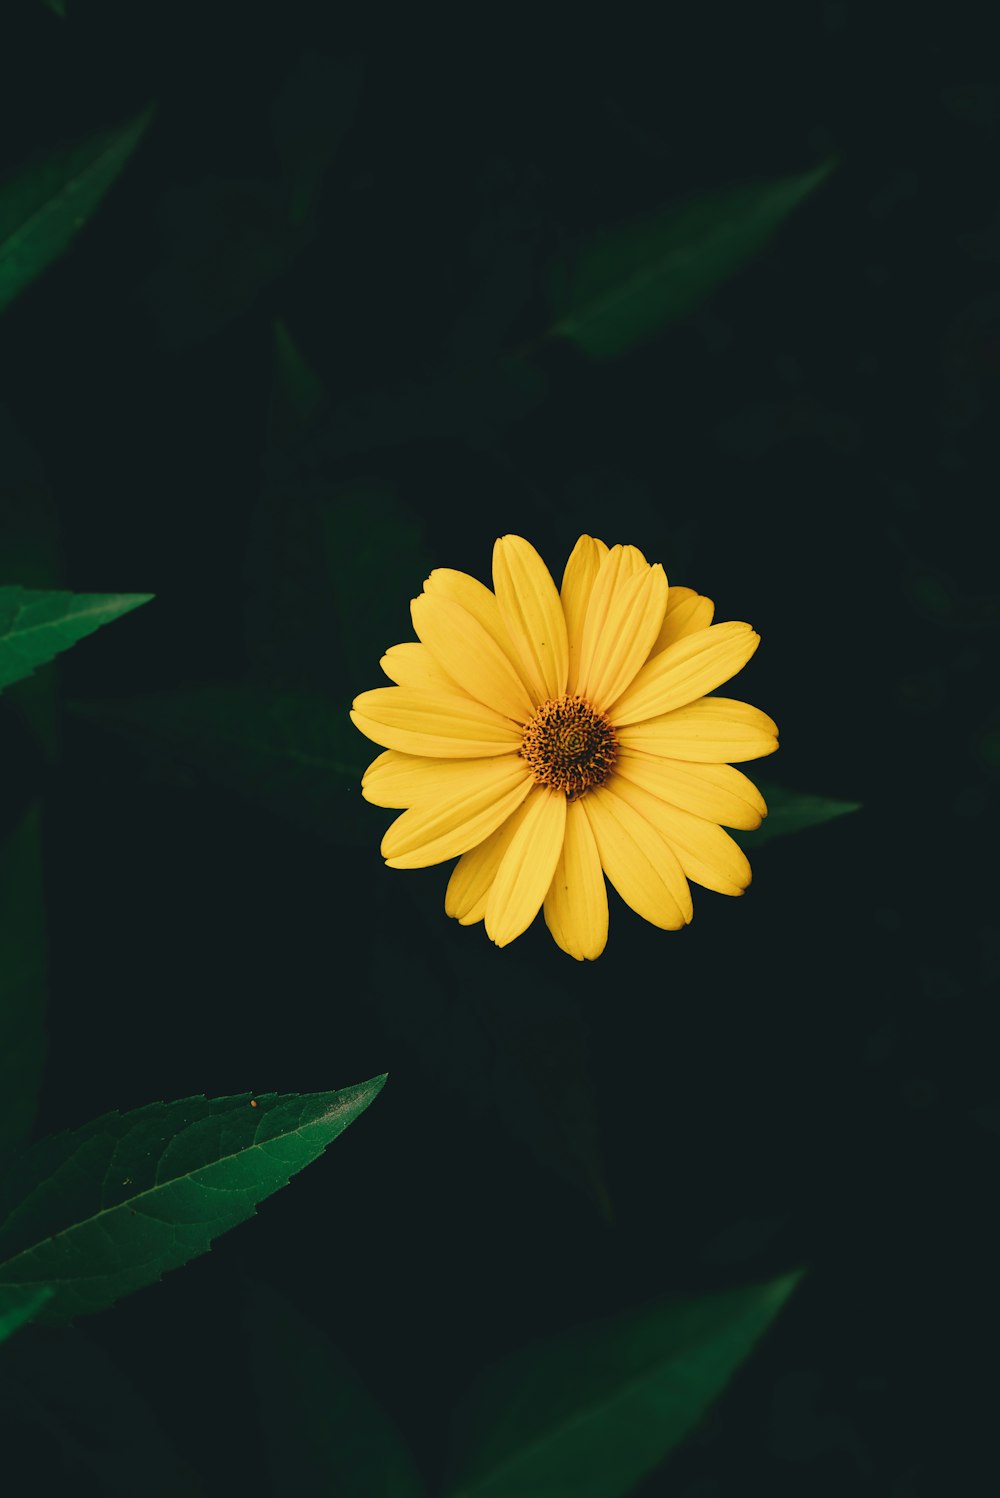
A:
[519, 695, 618, 799]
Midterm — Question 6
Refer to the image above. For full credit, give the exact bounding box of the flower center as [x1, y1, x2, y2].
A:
[519, 695, 618, 799]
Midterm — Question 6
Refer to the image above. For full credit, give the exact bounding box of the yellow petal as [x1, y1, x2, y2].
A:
[543, 797, 608, 960]
[423, 568, 535, 699]
[485, 785, 567, 947]
[380, 642, 455, 691]
[614, 750, 766, 829]
[363, 750, 522, 809]
[579, 563, 668, 713]
[582, 784, 692, 930]
[608, 622, 760, 726]
[492, 535, 569, 702]
[575, 545, 650, 702]
[381, 759, 532, 869]
[648, 586, 716, 657]
[609, 775, 752, 895]
[411, 592, 535, 724]
[445, 795, 536, 925]
[351, 686, 523, 757]
[561, 535, 609, 694]
[616, 696, 779, 762]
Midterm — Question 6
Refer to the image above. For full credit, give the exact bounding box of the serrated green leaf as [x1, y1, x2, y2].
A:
[70, 685, 369, 845]
[549, 161, 834, 357]
[0, 806, 47, 1168]
[246, 1282, 425, 1498]
[0, 1077, 386, 1324]
[734, 781, 861, 849]
[0, 107, 153, 316]
[0, 1284, 53, 1344]
[445, 1272, 802, 1498]
[0, 587, 152, 693]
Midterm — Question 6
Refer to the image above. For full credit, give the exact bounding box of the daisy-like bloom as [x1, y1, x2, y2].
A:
[350, 536, 777, 960]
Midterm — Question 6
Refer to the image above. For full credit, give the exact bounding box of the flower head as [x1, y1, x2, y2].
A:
[350, 535, 777, 959]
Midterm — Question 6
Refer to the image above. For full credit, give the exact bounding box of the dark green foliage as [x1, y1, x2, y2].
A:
[71, 685, 369, 844]
[0, 1079, 386, 1323]
[0, 588, 152, 692]
[0, 807, 47, 1168]
[0, 107, 153, 315]
[246, 1282, 426, 1497]
[740, 781, 862, 848]
[0, 1284, 52, 1345]
[549, 162, 834, 357]
[444, 1274, 802, 1497]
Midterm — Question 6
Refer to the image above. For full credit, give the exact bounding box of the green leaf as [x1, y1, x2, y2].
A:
[0, 1325, 208, 1493]
[0, 805, 47, 1167]
[0, 107, 153, 316]
[444, 1272, 802, 1498]
[549, 160, 834, 357]
[0, 1077, 386, 1324]
[0, 1284, 53, 1344]
[42, 0, 67, 15]
[270, 317, 330, 445]
[323, 481, 432, 680]
[372, 928, 610, 1219]
[70, 685, 370, 845]
[246, 1282, 425, 1498]
[270, 52, 364, 229]
[0, 587, 152, 693]
[734, 781, 861, 849]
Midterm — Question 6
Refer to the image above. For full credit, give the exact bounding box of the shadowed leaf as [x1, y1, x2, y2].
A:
[270, 317, 330, 446]
[0, 1325, 206, 1493]
[0, 1077, 386, 1324]
[0, 1285, 52, 1344]
[246, 1282, 425, 1497]
[0, 107, 153, 315]
[70, 685, 369, 845]
[300, 358, 547, 466]
[445, 1272, 802, 1498]
[323, 481, 432, 679]
[549, 161, 834, 357]
[371, 920, 610, 1219]
[0, 587, 152, 693]
[735, 781, 861, 849]
[0, 806, 47, 1168]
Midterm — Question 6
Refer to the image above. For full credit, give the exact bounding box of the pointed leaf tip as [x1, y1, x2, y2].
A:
[0, 1079, 385, 1324]
[0, 587, 153, 692]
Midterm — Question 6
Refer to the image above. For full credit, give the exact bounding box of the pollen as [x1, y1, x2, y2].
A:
[519, 694, 619, 798]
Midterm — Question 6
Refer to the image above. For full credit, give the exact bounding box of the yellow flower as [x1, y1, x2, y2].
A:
[351, 535, 777, 959]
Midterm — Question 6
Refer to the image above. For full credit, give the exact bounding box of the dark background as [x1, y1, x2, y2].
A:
[1, 3, 997, 1493]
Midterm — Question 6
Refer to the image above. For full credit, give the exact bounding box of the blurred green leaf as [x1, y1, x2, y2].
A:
[70, 684, 370, 845]
[270, 317, 330, 446]
[0, 1285, 52, 1344]
[0, 587, 152, 693]
[0, 106, 153, 316]
[302, 358, 547, 464]
[324, 481, 432, 679]
[549, 161, 834, 357]
[41, 0, 67, 14]
[270, 52, 363, 228]
[0, 1325, 207, 1493]
[0, 1077, 386, 1324]
[371, 927, 610, 1219]
[445, 1272, 802, 1498]
[0, 806, 47, 1169]
[734, 781, 861, 849]
[246, 1282, 425, 1498]
[143, 177, 302, 348]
